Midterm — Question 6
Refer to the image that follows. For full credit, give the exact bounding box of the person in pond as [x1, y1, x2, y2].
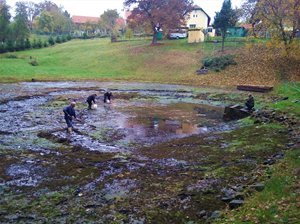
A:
[63, 102, 79, 133]
[245, 94, 255, 111]
[103, 90, 113, 103]
[86, 94, 97, 109]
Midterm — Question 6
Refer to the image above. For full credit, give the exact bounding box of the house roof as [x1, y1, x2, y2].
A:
[191, 5, 211, 27]
[240, 23, 253, 30]
[72, 16, 100, 24]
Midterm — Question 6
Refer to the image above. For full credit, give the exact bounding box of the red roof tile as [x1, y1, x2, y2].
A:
[240, 23, 253, 30]
[72, 16, 100, 24]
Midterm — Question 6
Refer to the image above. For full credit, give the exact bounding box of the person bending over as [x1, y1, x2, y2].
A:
[86, 94, 97, 109]
[104, 90, 113, 103]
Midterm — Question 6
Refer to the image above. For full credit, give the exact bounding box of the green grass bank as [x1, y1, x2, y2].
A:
[0, 37, 244, 84]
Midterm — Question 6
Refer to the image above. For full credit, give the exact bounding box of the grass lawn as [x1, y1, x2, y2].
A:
[0, 38, 244, 84]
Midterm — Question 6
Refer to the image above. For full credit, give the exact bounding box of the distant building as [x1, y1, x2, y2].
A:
[227, 27, 248, 37]
[72, 15, 100, 36]
[186, 5, 211, 29]
[72, 16, 100, 25]
[186, 6, 211, 43]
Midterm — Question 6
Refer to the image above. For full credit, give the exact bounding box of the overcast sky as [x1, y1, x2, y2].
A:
[6, 0, 245, 20]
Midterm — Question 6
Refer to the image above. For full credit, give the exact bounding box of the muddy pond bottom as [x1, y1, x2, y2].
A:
[0, 82, 288, 223]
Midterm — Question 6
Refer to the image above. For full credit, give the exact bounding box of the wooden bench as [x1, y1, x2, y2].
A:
[237, 85, 273, 92]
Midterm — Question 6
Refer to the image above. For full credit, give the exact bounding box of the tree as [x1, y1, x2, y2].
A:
[214, 0, 237, 51]
[244, 0, 300, 55]
[26, 1, 39, 30]
[124, 0, 194, 44]
[100, 9, 119, 36]
[13, 1, 30, 42]
[37, 10, 54, 33]
[0, 0, 11, 42]
[33, 1, 73, 34]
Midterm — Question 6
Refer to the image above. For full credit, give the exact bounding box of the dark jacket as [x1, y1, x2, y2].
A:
[86, 95, 96, 103]
[245, 96, 254, 109]
[104, 92, 113, 102]
[63, 106, 76, 119]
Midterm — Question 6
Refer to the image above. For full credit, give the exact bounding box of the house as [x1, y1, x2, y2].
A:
[72, 15, 100, 36]
[72, 16, 100, 25]
[186, 5, 211, 43]
[186, 5, 211, 29]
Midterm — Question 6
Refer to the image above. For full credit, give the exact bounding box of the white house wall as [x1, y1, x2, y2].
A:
[186, 10, 209, 29]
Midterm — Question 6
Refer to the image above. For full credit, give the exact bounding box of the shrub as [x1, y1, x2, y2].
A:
[48, 36, 55, 45]
[25, 38, 31, 49]
[37, 39, 43, 48]
[202, 55, 237, 72]
[43, 41, 48, 47]
[5, 40, 15, 52]
[66, 34, 72, 40]
[125, 28, 133, 39]
[29, 59, 38, 66]
[5, 54, 18, 59]
[32, 39, 38, 48]
[55, 36, 61, 43]
[61, 35, 67, 42]
[15, 39, 25, 51]
[0, 43, 6, 53]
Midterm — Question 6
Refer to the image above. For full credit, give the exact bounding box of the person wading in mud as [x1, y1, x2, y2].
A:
[86, 94, 97, 109]
[103, 90, 113, 103]
[63, 102, 80, 133]
[245, 94, 255, 111]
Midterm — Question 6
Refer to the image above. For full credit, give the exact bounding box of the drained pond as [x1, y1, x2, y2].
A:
[0, 82, 289, 223]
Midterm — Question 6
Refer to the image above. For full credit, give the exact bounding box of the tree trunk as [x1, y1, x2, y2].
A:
[221, 34, 225, 52]
[152, 31, 158, 44]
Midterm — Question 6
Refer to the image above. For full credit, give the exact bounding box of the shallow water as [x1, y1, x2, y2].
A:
[0, 82, 287, 223]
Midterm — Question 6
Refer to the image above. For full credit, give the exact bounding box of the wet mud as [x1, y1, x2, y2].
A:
[0, 82, 289, 223]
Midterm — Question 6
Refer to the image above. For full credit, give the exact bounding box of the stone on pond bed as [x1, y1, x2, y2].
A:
[229, 199, 244, 209]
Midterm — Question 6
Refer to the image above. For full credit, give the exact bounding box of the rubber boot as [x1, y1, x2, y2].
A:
[67, 127, 73, 133]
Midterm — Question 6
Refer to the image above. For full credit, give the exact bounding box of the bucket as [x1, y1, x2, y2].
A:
[91, 104, 98, 109]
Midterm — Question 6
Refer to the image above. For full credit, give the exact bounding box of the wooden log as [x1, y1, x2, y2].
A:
[237, 85, 273, 92]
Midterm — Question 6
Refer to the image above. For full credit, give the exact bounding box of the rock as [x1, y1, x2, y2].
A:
[286, 142, 295, 148]
[210, 210, 222, 219]
[229, 200, 244, 209]
[250, 183, 265, 192]
[273, 153, 284, 160]
[196, 68, 209, 75]
[221, 187, 236, 198]
[234, 192, 245, 200]
[263, 158, 276, 165]
[197, 210, 207, 218]
[221, 196, 234, 202]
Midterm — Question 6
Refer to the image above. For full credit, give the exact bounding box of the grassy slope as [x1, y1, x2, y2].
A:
[1, 38, 299, 86]
[0, 38, 245, 85]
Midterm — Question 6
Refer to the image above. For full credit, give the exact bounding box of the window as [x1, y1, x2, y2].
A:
[190, 24, 196, 29]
